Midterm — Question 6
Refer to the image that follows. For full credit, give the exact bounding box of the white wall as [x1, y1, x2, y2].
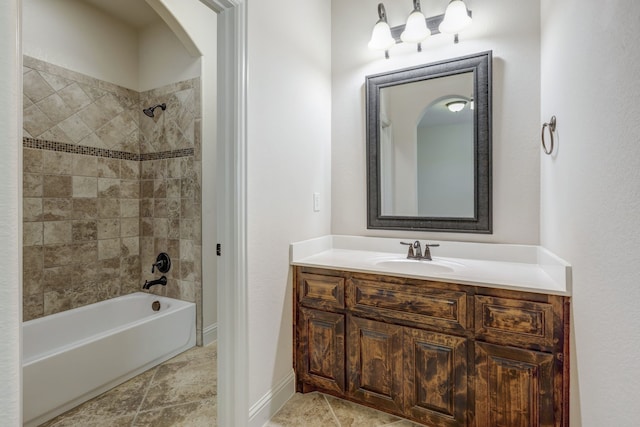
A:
[23, 0, 139, 90]
[540, 1, 640, 425]
[152, 0, 218, 341]
[1, 0, 22, 423]
[332, 0, 541, 243]
[138, 20, 201, 92]
[246, 0, 332, 409]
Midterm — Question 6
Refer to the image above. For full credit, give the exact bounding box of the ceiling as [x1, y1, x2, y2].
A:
[80, 0, 161, 29]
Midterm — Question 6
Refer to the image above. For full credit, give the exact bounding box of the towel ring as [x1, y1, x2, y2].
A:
[541, 116, 556, 155]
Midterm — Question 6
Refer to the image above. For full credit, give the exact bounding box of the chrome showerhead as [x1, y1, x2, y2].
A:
[143, 103, 166, 118]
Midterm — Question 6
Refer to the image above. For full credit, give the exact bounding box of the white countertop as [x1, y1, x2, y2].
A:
[290, 235, 572, 296]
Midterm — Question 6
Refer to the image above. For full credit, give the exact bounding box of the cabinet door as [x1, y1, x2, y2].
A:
[297, 307, 345, 393]
[475, 341, 555, 427]
[404, 328, 468, 427]
[347, 316, 404, 414]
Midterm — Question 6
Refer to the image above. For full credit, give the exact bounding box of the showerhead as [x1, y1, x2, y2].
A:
[143, 103, 166, 118]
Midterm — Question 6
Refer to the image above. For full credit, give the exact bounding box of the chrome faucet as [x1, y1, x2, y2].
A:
[400, 240, 440, 261]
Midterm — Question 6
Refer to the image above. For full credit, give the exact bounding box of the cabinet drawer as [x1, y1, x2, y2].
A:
[475, 295, 555, 350]
[298, 273, 345, 310]
[348, 279, 467, 332]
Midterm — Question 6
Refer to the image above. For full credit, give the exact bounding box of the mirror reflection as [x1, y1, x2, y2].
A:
[379, 72, 474, 217]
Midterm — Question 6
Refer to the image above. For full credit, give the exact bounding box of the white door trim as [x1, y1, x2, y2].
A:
[211, 0, 249, 425]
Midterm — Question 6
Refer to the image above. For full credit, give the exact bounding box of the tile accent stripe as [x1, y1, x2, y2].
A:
[23, 137, 194, 161]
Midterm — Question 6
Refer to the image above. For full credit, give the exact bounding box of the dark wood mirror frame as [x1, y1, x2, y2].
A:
[366, 51, 492, 233]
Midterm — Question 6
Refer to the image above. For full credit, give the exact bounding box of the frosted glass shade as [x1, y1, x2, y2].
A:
[400, 11, 430, 43]
[439, 0, 472, 34]
[368, 21, 395, 50]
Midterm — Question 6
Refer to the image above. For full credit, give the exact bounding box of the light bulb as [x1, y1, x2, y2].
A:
[439, 0, 472, 34]
[401, 10, 430, 43]
[368, 21, 395, 51]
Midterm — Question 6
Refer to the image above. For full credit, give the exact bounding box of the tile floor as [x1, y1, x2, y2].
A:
[39, 343, 423, 426]
[40, 343, 218, 426]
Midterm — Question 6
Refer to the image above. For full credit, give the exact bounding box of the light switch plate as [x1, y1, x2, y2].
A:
[313, 192, 320, 212]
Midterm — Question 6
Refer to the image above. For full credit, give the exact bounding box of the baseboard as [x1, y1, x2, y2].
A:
[203, 323, 218, 346]
[248, 370, 296, 427]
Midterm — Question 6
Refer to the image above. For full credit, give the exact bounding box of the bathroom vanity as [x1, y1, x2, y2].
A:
[291, 236, 571, 427]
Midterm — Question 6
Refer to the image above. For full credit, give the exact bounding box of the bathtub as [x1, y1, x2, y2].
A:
[23, 292, 196, 427]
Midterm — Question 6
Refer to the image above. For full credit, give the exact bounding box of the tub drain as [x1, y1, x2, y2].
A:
[152, 301, 161, 311]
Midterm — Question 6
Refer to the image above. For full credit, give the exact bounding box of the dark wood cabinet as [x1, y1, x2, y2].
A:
[347, 315, 404, 413]
[296, 307, 345, 394]
[294, 267, 570, 427]
[475, 341, 555, 427]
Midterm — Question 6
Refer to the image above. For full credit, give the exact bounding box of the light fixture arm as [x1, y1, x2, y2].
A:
[377, 3, 388, 24]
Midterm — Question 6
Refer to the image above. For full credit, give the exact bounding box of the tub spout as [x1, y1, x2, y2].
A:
[143, 275, 167, 290]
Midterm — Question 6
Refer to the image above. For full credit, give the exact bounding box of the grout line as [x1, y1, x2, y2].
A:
[130, 365, 161, 426]
[322, 393, 342, 427]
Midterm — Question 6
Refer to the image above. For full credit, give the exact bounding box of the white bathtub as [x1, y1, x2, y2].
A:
[23, 292, 196, 427]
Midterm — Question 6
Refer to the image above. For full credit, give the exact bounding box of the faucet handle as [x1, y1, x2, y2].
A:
[400, 241, 415, 258]
[422, 243, 439, 260]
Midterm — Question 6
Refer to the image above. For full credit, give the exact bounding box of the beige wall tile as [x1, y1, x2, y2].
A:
[23, 293, 44, 321]
[23, 246, 43, 295]
[43, 150, 73, 175]
[23, 173, 43, 197]
[153, 218, 169, 238]
[141, 180, 154, 198]
[43, 175, 72, 198]
[71, 220, 98, 241]
[72, 154, 98, 176]
[120, 218, 139, 237]
[166, 179, 180, 199]
[72, 198, 98, 219]
[44, 221, 72, 245]
[121, 160, 140, 180]
[154, 199, 167, 218]
[97, 157, 120, 178]
[153, 180, 167, 198]
[141, 218, 153, 237]
[23, 198, 43, 222]
[43, 264, 78, 291]
[44, 242, 97, 268]
[98, 218, 120, 239]
[120, 199, 140, 218]
[98, 199, 120, 218]
[168, 219, 180, 240]
[23, 148, 43, 173]
[98, 178, 121, 198]
[59, 114, 93, 143]
[72, 176, 98, 198]
[98, 238, 121, 260]
[167, 199, 180, 219]
[120, 180, 140, 199]
[37, 93, 76, 124]
[43, 198, 73, 221]
[121, 237, 139, 257]
[24, 222, 43, 246]
[24, 69, 55, 103]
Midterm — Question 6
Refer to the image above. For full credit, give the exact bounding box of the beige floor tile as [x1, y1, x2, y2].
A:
[324, 394, 402, 427]
[266, 392, 339, 427]
[133, 398, 217, 427]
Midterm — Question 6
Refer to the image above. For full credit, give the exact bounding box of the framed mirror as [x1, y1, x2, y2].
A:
[366, 51, 492, 233]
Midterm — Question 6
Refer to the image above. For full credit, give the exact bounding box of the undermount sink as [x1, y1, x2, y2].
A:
[373, 257, 464, 275]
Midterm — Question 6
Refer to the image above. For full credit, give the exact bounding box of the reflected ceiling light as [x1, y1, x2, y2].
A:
[367, 3, 396, 59]
[368, 1, 473, 59]
[446, 100, 467, 112]
[400, 0, 430, 49]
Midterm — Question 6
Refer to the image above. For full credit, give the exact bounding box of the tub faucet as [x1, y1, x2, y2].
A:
[143, 275, 167, 290]
[400, 240, 440, 261]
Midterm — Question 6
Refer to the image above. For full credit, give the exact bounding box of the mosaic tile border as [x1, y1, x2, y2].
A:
[23, 137, 194, 161]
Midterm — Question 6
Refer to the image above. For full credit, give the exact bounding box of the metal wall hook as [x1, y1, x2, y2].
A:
[542, 115, 557, 155]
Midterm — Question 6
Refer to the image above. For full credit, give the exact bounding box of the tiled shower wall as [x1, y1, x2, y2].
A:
[22, 56, 202, 341]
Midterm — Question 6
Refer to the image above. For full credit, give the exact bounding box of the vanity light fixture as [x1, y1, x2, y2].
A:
[368, 0, 472, 59]
[400, 0, 430, 51]
[367, 4, 396, 59]
[446, 100, 467, 112]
